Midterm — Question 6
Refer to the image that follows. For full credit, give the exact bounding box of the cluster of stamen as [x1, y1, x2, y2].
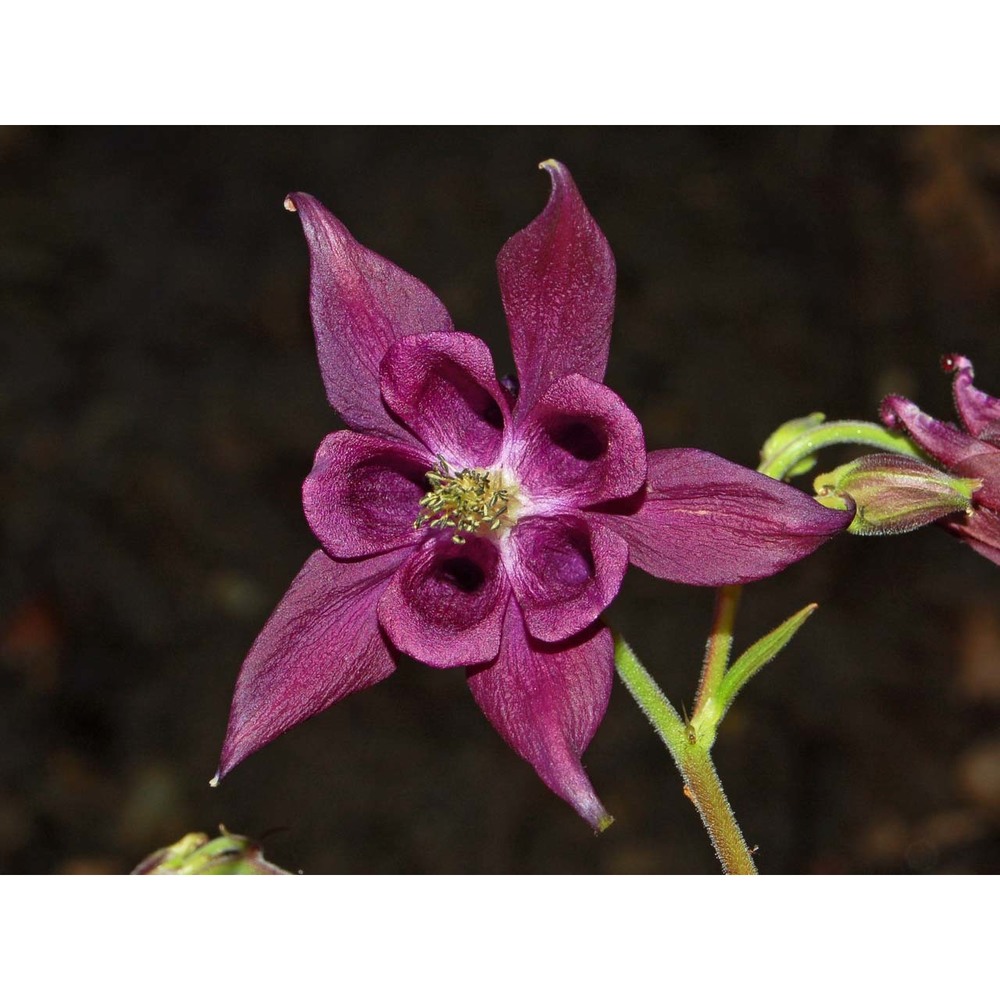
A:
[414, 457, 513, 543]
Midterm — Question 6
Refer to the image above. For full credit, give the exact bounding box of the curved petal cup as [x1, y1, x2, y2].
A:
[304, 431, 431, 558]
[505, 515, 628, 643]
[379, 536, 510, 668]
[515, 374, 647, 510]
[380, 332, 509, 467]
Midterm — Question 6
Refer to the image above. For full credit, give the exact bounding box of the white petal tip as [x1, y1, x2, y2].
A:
[208, 774, 220, 788]
[283, 195, 298, 213]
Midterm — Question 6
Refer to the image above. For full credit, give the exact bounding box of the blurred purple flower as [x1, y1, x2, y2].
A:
[216, 161, 850, 827]
[882, 354, 1000, 565]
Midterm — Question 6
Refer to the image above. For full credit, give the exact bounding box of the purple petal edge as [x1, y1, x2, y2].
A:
[945, 354, 1000, 439]
[880, 394, 992, 467]
[943, 507, 1000, 567]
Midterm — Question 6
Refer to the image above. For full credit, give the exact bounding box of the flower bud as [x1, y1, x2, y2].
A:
[813, 454, 979, 535]
[131, 828, 292, 875]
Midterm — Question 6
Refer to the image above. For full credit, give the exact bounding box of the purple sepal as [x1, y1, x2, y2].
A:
[286, 192, 453, 439]
[880, 394, 992, 467]
[594, 449, 852, 585]
[215, 549, 403, 781]
[943, 507, 1000, 566]
[467, 605, 613, 831]
[946, 354, 1000, 440]
[497, 161, 615, 414]
[953, 451, 1000, 510]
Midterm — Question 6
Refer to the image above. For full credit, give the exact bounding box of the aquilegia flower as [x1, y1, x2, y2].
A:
[881, 354, 1000, 565]
[216, 161, 851, 827]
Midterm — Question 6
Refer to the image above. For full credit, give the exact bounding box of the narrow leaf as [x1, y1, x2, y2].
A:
[714, 603, 818, 726]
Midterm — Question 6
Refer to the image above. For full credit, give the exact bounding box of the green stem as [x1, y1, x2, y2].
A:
[614, 633, 757, 875]
[692, 584, 741, 742]
[760, 420, 925, 481]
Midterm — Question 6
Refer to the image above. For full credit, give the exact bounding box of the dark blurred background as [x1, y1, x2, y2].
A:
[2, 126, 1000, 874]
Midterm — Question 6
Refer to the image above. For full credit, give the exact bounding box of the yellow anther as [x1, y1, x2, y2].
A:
[414, 457, 517, 543]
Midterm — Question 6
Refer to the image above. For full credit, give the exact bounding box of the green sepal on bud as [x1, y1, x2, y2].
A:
[813, 454, 979, 536]
[760, 412, 826, 478]
[130, 827, 293, 875]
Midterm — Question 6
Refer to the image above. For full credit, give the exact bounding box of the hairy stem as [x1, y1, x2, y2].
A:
[614, 633, 757, 875]
[692, 584, 741, 742]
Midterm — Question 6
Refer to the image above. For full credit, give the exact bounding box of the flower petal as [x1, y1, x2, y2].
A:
[952, 450, 1000, 510]
[378, 536, 510, 668]
[379, 332, 509, 467]
[593, 448, 852, 585]
[943, 507, 1000, 567]
[880, 394, 992, 467]
[216, 549, 403, 781]
[946, 354, 1000, 441]
[303, 431, 431, 558]
[497, 161, 615, 413]
[467, 606, 613, 830]
[513, 373, 647, 510]
[503, 515, 629, 643]
[285, 192, 453, 438]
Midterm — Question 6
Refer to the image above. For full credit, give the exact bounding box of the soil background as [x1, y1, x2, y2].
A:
[3, 126, 1000, 874]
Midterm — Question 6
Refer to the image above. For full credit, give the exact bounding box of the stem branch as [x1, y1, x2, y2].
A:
[614, 633, 757, 874]
[692, 584, 742, 741]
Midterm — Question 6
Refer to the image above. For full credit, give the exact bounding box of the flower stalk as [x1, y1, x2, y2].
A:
[613, 633, 757, 874]
[692, 584, 742, 742]
[759, 419, 926, 481]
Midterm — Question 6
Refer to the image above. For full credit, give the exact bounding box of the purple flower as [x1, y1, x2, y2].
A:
[216, 161, 851, 828]
[881, 354, 1000, 565]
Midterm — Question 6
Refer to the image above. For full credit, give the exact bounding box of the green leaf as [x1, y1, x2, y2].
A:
[710, 603, 818, 732]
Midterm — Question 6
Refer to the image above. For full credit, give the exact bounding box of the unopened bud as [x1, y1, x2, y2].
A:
[131, 827, 292, 875]
[814, 454, 979, 535]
